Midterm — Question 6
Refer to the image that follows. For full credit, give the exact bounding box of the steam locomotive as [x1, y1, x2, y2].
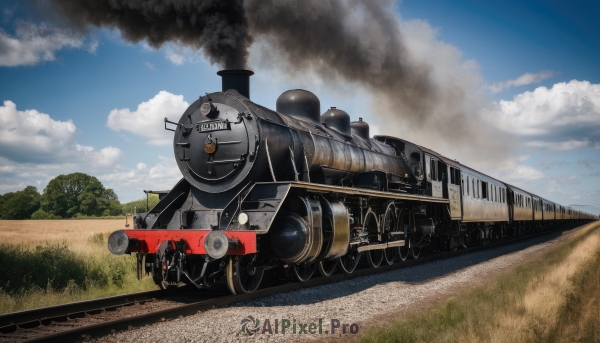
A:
[108, 70, 597, 294]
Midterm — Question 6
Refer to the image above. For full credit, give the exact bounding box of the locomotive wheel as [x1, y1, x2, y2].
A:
[226, 254, 264, 295]
[367, 249, 384, 268]
[383, 204, 398, 265]
[491, 230, 499, 242]
[338, 248, 361, 274]
[398, 240, 410, 261]
[384, 247, 396, 265]
[317, 259, 338, 277]
[409, 237, 422, 259]
[292, 263, 316, 282]
[477, 230, 486, 246]
[460, 233, 468, 249]
[449, 236, 458, 251]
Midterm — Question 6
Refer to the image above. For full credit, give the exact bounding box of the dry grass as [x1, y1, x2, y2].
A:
[360, 221, 600, 343]
[0, 219, 155, 314]
[0, 219, 128, 252]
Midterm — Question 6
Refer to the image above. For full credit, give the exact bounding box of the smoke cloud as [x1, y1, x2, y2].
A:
[36, 0, 251, 69]
[245, 0, 511, 165]
[36, 0, 510, 165]
[246, 0, 435, 118]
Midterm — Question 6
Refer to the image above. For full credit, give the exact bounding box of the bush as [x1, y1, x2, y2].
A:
[30, 209, 61, 219]
[0, 243, 134, 295]
[88, 232, 105, 245]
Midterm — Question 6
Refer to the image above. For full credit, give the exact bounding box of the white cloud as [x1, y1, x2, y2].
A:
[485, 70, 557, 94]
[492, 157, 545, 184]
[144, 61, 157, 71]
[100, 156, 182, 201]
[0, 100, 77, 162]
[0, 100, 123, 195]
[0, 21, 89, 67]
[526, 139, 592, 151]
[504, 164, 545, 182]
[548, 175, 579, 186]
[166, 48, 185, 65]
[106, 91, 189, 145]
[481, 80, 600, 149]
[0, 100, 121, 166]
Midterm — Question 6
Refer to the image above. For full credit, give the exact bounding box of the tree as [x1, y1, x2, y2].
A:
[41, 173, 121, 218]
[0, 186, 41, 219]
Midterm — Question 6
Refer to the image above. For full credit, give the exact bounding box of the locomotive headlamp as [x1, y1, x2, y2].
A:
[238, 212, 249, 225]
[108, 230, 129, 255]
[200, 102, 216, 117]
[204, 230, 236, 259]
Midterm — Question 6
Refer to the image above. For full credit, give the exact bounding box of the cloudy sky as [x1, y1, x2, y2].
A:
[1, 0, 599, 215]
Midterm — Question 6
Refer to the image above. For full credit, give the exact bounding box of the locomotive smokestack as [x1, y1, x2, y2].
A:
[217, 69, 254, 99]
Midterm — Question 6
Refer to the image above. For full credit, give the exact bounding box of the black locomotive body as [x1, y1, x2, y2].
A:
[108, 70, 597, 294]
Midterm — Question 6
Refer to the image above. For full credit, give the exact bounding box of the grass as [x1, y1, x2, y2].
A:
[360, 221, 600, 343]
[0, 219, 155, 314]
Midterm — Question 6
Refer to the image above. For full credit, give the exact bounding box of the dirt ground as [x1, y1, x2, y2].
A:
[0, 219, 129, 251]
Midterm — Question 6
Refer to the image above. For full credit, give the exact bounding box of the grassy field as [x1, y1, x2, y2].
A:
[0, 219, 155, 314]
[360, 221, 600, 343]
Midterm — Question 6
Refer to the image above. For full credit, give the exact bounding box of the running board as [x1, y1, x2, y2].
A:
[357, 240, 405, 252]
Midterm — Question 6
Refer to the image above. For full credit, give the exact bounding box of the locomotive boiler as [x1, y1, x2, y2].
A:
[108, 69, 596, 294]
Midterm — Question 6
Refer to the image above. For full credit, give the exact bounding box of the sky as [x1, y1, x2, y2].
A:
[0, 0, 599, 215]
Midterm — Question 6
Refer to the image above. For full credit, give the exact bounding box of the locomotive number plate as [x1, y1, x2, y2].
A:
[197, 121, 230, 132]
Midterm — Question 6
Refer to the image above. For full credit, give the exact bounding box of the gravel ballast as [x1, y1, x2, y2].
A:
[99, 227, 584, 343]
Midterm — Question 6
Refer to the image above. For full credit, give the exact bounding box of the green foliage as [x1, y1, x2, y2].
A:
[88, 232, 105, 245]
[0, 186, 41, 219]
[0, 243, 135, 295]
[40, 173, 121, 218]
[122, 194, 160, 214]
[30, 209, 61, 219]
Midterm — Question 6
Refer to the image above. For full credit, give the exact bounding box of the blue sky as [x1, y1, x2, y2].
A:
[1, 0, 599, 215]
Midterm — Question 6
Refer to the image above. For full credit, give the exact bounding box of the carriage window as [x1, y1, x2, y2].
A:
[462, 177, 465, 195]
[481, 181, 488, 200]
[466, 176, 470, 196]
[431, 158, 437, 181]
[450, 167, 455, 184]
[455, 169, 461, 185]
[471, 178, 474, 197]
[519, 194, 522, 207]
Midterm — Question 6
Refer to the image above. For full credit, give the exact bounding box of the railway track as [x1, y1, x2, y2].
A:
[0, 222, 593, 343]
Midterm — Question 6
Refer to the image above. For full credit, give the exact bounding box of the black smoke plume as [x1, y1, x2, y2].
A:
[38, 0, 434, 116]
[245, 0, 436, 121]
[36, 0, 251, 69]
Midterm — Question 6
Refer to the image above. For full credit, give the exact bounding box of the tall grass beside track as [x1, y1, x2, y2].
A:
[360, 221, 600, 343]
[0, 220, 155, 314]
